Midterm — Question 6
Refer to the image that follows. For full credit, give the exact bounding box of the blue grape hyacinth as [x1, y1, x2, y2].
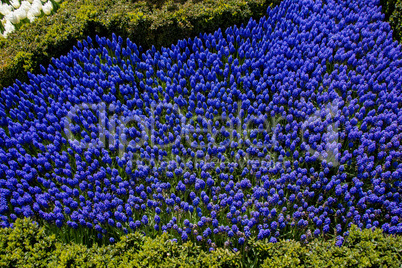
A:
[0, 0, 402, 250]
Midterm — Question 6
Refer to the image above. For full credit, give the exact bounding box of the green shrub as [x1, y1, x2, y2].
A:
[388, 0, 402, 41]
[1, 219, 401, 267]
[380, 0, 402, 41]
[245, 225, 402, 268]
[0, 218, 57, 268]
[0, 0, 280, 89]
[48, 242, 95, 268]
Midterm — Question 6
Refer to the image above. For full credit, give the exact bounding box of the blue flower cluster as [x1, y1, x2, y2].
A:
[1, 0, 402, 248]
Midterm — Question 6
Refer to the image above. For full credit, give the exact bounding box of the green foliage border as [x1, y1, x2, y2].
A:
[1, 218, 402, 267]
[380, 0, 402, 40]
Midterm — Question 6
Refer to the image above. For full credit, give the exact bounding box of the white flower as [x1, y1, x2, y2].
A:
[0, 4, 12, 16]
[32, 0, 42, 8]
[20, 1, 31, 11]
[1, 0, 63, 38]
[26, 10, 36, 22]
[42, 1, 52, 15]
[30, 6, 41, 16]
[11, 0, 21, 9]
[3, 20, 16, 37]
[5, 20, 15, 31]
[31, 0, 42, 13]
[6, 13, 19, 25]
[14, 9, 27, 21]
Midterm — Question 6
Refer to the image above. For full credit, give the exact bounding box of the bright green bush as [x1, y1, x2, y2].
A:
[1, 218, 401, 267]
[388, 0, 402, 41]
[246, 225, 402, 268]
[0, 0, 280, 89]
[381, 0, 402, 41]
[0, 218, 57, 268]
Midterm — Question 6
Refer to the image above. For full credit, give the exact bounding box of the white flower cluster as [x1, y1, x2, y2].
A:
[0, 0, 61, 38]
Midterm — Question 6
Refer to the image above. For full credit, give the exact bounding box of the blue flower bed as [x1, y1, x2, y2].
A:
[0, 0, 402, 249]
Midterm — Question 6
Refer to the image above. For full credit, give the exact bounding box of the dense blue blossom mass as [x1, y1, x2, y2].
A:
[0, 0, 402, 248]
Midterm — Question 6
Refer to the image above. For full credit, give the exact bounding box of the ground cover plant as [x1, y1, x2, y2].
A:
[0, 0, 402, 260]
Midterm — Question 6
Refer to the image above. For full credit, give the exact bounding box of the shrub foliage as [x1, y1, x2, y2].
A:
[0, 218, 401, 267]
[381, 0, 402, 41]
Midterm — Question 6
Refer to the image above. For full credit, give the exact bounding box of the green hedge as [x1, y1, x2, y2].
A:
[381, 0, 402, 41]
[0, 0, 280, 89]
[1, 218, 402, 267]
[249, 229, 402, 267]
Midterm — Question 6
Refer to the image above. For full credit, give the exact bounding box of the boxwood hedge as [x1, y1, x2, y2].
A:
[381, 0, 402, 41]
[1, 218, 402, 267]
[0, 0, 280, 89]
